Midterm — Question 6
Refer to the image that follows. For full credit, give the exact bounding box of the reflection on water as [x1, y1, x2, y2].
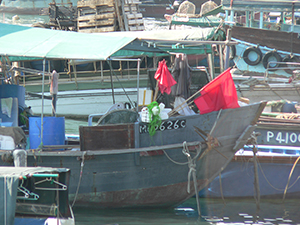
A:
[73, 198, 300, 224]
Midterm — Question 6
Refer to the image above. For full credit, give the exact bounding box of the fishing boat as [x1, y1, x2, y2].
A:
[256, 111, 300, 147]
[222, 0, 300, 78]
[0, 22, 266, 208]
[199, 105, 300, 199]
[0, 166, 74, 225]
[199, 144, 300, 199]
[164, 0, 223, 28]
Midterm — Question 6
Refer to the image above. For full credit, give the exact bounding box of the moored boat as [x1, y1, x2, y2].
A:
[0, 166, 74, 225]
[223, 0, 300, 78]
[0, 22, 266, 209]
[199, 144, 300, 199]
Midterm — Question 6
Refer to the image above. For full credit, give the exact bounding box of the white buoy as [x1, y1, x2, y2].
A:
[13, 149, 27, 167]
[12, 15, 20, 23]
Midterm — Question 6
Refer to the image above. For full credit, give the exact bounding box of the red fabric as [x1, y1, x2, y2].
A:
[154, 59, 177, 94]
[194, 68, 239, 114]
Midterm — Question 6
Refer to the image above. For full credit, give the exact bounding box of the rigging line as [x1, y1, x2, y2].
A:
[255, 155, 300, 192]
[283, 155, 300, 202]
[72, 151, 86, 208]
[107, 59, 134, 107]
[218, 172, 226, 205]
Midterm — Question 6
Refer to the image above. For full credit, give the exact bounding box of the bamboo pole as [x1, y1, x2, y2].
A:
[168, 87, 203, 117]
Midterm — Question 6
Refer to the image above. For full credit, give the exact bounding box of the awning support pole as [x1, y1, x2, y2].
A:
[136, 58, 141, 114]
[40, 58, 45, 149]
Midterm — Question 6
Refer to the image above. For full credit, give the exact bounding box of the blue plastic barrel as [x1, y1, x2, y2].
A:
[29, 117, 65, 149]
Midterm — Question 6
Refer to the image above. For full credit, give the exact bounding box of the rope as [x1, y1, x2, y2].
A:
[163, 141, 202, 215]
[71, 151, 86, 207]
[4, 176, 6, 225]
[181, 141, 202, 216]
[283, 155, 300, 202]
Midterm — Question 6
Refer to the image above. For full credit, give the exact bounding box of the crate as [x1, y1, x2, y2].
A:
[77, 0, 117, 32]
[77, 0, 144, 33]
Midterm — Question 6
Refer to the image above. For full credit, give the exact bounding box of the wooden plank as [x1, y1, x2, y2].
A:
[79, 6, 115, 16]
[124, 5, 138, 11]
[114, 0, 125, 31]
[126, 13, 143, 19]
[128, 25, 144, 31]
[78, 13, 116, 21]
[78, 26, 116, 33]
[127, 19, 143, 25]
[77, 0, 114, 8]
[78, 18, 115, 27]
[121, 0, 129, 31]
[124, 0, 141, 4]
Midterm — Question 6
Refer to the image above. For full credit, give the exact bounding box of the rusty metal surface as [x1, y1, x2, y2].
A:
[230, 26, 300, 54]
[80, 124, 135, 151]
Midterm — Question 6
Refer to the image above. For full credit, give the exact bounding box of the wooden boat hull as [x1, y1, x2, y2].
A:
[256, 116, 300, 147]
[0, 102, 265, 208]
[231, 26, 300, 55]
[234, 81, 300, 103]
[199, 145, 300, 198]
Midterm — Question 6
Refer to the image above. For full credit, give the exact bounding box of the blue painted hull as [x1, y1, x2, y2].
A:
[199, 145, 300, 198]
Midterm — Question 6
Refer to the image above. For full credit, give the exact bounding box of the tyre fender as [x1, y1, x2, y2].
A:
[262, 51, 282, 70]
[243, 46, 262, 66]
[282, 55, 300, 74]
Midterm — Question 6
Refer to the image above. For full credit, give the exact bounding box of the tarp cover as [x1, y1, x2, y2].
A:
[0, 166, 69, 225]
[222, 0, 300, 11]
[0, 23, 165, 61]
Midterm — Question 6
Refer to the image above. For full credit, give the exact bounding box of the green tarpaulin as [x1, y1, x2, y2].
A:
[0, 23, 165, 61]
[0, 23, 216, 61]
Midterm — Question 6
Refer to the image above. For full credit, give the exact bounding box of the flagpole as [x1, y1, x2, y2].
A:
[168, 68, 232, 117]
[168, 87, 203, 117]
[153, 81, 159, 101]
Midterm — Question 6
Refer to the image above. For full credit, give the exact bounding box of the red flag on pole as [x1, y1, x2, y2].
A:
[154, 59, 177, 95]
[194, 68, 239, 114]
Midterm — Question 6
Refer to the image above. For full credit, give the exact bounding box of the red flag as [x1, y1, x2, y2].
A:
[154, 59, 177, 94]
[194, 68, 239, 114]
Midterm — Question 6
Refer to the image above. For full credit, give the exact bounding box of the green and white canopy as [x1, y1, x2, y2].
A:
[0, 23, 216, 61]
[0, 23, 166, 61]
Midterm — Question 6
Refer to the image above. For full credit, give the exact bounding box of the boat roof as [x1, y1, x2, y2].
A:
[0, 166, 70, 224]
[0, 23, 229, 61]
[222, 0, 300, 12]
[0, 166, 69, 177]
[0, 23, 166, 61]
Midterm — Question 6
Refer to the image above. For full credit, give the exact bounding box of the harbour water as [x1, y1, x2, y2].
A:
[2, 12, 300, 225]
[72, 198, 300, 224]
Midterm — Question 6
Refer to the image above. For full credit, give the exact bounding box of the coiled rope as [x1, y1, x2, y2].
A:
[182, 141, 201, 216]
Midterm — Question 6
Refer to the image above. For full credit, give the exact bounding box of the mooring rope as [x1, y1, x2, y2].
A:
[181, 141, 202, 216]
[283, 155, 300, 202]
[71, 151, 86, 207]
[163, 141, 202, 215]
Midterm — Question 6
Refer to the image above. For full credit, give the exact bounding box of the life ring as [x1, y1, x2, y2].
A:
[243, 46, 262, 66]
[282, 55, 300, 74]
[262, 51, 282, 70]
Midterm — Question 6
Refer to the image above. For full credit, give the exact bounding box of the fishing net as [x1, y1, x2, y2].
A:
[200, 0, 218, 16]
[177, 1, 196, 15]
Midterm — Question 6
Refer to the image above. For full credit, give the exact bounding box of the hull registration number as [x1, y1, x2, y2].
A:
[139, 119, 186, 134]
